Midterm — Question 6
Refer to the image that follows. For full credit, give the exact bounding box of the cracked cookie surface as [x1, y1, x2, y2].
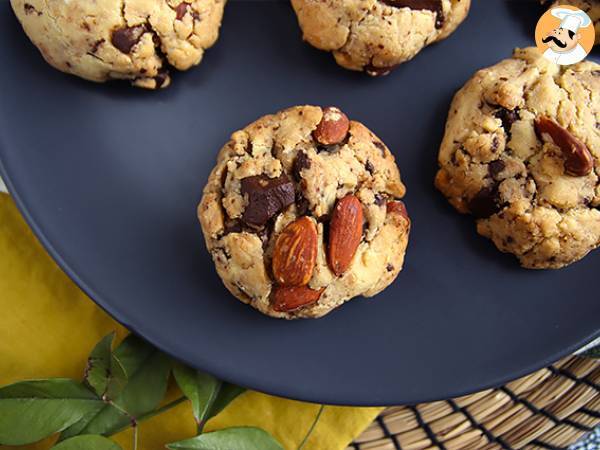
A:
[198, 106, 410, 319]
[435, 47, 600, 269]
[11, 0, 225, 89]
[291, 0, 470, 75]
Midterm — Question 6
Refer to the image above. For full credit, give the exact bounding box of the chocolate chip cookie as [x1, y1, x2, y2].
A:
[11, 0, 225, 89]
[198, 106, 410, 319]
[291, 0, 470, 76]
[435, 47, 600, 269]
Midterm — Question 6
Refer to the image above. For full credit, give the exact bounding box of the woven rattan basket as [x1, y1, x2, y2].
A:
[351, 356, 600, 450]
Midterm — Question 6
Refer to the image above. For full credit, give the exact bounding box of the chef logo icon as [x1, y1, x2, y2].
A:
[535, 5, 595, 65]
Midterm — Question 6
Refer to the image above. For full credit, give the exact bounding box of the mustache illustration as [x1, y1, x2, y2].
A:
[542, 35, 567, 48]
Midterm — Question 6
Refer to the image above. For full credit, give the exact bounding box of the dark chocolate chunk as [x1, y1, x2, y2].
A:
[495, 108, 520, 135]
[386, 263, 394, 272]
[488, 160, 506, 178]
[175, 2, 189, 20]
[224, 220, 243, 234]
[468, 185, 501, 219]
[364, 63, 397, 77]
[295, 194, 310, 216]
[154, 68, 169, 89]
[293, 151, 311, 181]
[365, 160, 375, 174]
[491, 136, 499, 152]
[373, 141, 387, 157]
[316, 144, 342, 154]
[24, 3, 41, 15]
[90, 39, 105, 54]
[111, 26, 146, 54]
[379, 0, 444, 28]
[374, 194, 386, 206]
[241, 174, 295, 227]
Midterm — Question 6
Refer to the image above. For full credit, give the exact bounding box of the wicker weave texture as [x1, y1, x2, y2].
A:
[351, 356, 600, 450]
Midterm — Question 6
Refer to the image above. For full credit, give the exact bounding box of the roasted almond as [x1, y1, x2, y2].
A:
[272, 216, 318, 286]
[534, 117, 594, 177]
[313, 107, 350, 146]
[327, 195, 364, 276]
[272, 285, 324, 312]
[387, 200, 410, 223]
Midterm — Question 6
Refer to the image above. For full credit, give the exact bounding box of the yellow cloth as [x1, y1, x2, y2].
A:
[0, 194, 382, 450]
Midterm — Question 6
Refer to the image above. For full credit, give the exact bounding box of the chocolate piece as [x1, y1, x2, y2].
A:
[373, 141, 387, 156]
[24, 3, 41, 15]
[90, 39, 105, 54]
[241, 174, 295, 227]
[488, 160, 505, 178]
[154, 68, 169, 89]
[175, 2, 189, 20]
[111, 26, 146, 54]
[296, 194, 310, 216]
[534, 116, 594, 177]
[379, 0, 444, 28]
[468, 185, 501, 219]
[293, 152, 311, 181]
[365, 160, 375, 174]
[495, 108, 519, 136]
[316, 144, 342, 154]
[364, 63, 396, 77]
[374, 194, 386, 206]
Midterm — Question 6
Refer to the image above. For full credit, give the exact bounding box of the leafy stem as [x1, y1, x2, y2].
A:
[297, 405, 325, 450]
[0, 332, 282, 450]
[133, 424, 139, 450]
[107, 396, 187, 437]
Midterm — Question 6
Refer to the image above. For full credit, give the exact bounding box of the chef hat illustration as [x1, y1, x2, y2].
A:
[551, 7, 592, 33]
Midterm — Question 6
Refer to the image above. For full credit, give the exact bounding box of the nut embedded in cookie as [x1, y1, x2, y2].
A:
[198, 105, 411, 319]
[290, 0, 471, 76]
[10, 0, 226, 89]
[435, 47, 600, 269]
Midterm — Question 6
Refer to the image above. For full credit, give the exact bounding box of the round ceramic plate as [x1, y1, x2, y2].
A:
[0, 0, 598, 406]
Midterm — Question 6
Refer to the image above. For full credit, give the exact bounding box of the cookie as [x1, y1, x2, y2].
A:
[435, 47, 600, 269]
[11, 0, 225, 89]
[544, 0, 600, 45]
[291, 0, 470, 76]
[198, 106, 410, 319]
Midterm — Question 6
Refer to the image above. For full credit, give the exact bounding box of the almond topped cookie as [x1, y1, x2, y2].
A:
[11, 0, 226, 89]
[198, 106, 410, 319]
[291, 0, 471, 76]
[435, 47, 600, 269]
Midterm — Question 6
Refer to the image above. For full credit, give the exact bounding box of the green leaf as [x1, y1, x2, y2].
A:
[0, 379, 103, 445]
[173, 364, 245, 427]
[52, 435, 123, 450]
[61, 334, 172, 439]
[207, 384, 245, 419]
[166, 427, 284, 450]
[173, 364, 221, 426]
[584, 345, 600, 359]
[84, 333, 127, 399]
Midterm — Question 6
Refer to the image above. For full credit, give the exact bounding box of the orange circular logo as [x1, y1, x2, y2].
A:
[535, 4, 595, 65]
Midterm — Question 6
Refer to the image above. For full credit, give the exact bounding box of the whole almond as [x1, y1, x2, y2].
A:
[272, 286, 324, 312]
[313, 107, 350, 146]
[387, 200, 410, 223]
[327, 195, 364, 276]
[534, 117, 594, 177]
[272, 216, 318, 286]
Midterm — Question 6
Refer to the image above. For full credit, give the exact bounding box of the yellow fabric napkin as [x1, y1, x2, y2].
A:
[0, 194, 382, 450]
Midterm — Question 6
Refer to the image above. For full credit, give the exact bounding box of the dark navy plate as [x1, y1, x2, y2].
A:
[0, 0, 598, 405]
